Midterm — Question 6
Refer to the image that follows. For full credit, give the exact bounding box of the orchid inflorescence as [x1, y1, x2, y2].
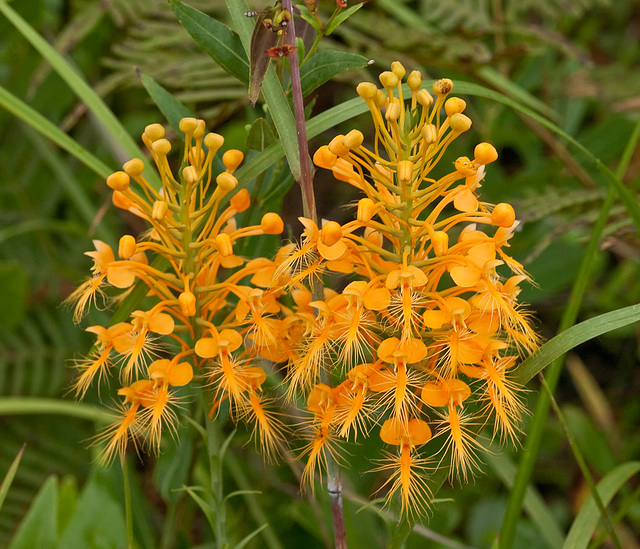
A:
[69, 62, 538, 518]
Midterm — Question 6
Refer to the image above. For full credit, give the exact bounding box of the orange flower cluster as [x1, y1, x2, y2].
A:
[273, 62, 540, 516]
[69, 62, 538, 519]
[69, 118, 287, 462]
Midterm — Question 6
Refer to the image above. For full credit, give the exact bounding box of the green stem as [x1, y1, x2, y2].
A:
[499, 120, 640, 548]
[538, 376, 621, 549]
[122, 457, 135, 549]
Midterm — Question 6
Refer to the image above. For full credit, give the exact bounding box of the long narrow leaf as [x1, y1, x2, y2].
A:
[0, 397, 112, 423]
[0, 444, 25, 513]
[563, 461, 640, 549]
[138, 72, 194, 135]
[513, 303, 640, 385]
[0, 85, 111, 179]
[0, 0, 160, 188]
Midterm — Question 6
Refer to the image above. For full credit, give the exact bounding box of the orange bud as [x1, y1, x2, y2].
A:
[223, 149, 244, 173]
[474, 142, 498, 165]
[379, 71, 399, 90]
[204, 132, 224, 155]
[445, 97, 466, 116]
[152, 138, 171, 156]
[407, 70, 422, 91]
[179, 117, 199, 134]
[152, 200, 168, 220]
[215, 233, 234, 256]
[357, 198, 376, 222]
[328, 135, 349, 156]
[123, 158, 145, 178]
[144, 123, 165, 142]
[216, 172, 237, 192]
[118, 235, 137, 259]
[397, 160, 413, 183]
[179, 291, 197, 317]
[230, 188, 251, 212]
[491, 203, 516, 227]
[356, 81, 378, 100]
[343, 129, 364, 149]
[449, 113, 472, 133]
[321, 221, 343, 247]
[261, 212, 284, 234]
[106, 171, 130, 191]
[433, 78, 453, 96]
[432, 231, 449, 256]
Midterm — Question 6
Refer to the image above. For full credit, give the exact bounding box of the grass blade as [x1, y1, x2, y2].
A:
[563, 461, 640, 549]
[0, 444, 25, 513]
[0, 0, 160, 188]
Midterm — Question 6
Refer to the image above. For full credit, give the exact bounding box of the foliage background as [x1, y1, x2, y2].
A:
[0, 0, 639, 548]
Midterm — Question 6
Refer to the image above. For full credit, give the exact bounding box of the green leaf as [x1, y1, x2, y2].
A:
[296, 4, 321, 33]
[226, 0, 300, 181]
[246, 118, 277, 151]
[0, 0, 159, 188]
[153, 433, 193, 504]
[513, 303, 640, 385]
[300, 50, 370, 97]
[0, 444, 25, 514]
[0, 262, 28, 330]
[486, 451, 564, 549]
[0, 85, 111, 179]
[170, 0, 249, 83]
[325, 2, 365, 35]
[8, 476, 58, 549]
[138, 71, 193, 135]
[563, 461, 640, 549]
[58, 471, 127, 549]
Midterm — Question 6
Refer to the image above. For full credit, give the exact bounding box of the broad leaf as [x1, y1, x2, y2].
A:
[300, 50, 370, 97]
[170, 0, 249, 83]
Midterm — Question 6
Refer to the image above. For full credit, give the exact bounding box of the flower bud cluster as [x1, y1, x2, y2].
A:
[276, 63, 539, 516]
[69, 118, 287, 462]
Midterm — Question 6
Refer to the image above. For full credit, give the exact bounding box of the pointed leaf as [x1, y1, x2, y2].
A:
[325, 3, 365, 35]
[563, 461, 640, 549]
[8, 476, 58, 549]
[246, 118, 277, 151]
[170, 0, 249, 83]
[300, 50, 369, 97]
[513, 303, 640, 385]
[138, 71, 193, 135]
[0, 444, 25, 513]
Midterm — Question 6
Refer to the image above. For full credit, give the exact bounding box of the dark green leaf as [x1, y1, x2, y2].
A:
[296, 4, 321, 33]
[0, 444, 25, 514]
[170, 0, 249, 84]
[138, 71, 193, 135]
[300, 50, 370, 97]
[8, 476, 58, 549]
[513, 303, 640, 385]
[58, 471, 127, 548]
[0, 262, 28, 330]
[246, 118, 277, 151]
[325, 2, 365, 35]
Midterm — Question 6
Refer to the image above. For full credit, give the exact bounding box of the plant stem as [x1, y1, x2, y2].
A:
[281, 1, 347, 547]
[122, 457, 135, 549]
[282, 0, 316, 223]
[538, 375, 621, 549]
[499, 119, 640, 548]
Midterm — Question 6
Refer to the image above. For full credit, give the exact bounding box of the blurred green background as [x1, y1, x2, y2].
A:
[0, 0, 639, 548]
